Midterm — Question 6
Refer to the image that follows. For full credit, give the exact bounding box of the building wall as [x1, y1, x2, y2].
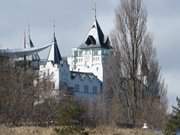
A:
[59, 61, 71, 86]
[39, 60, 102, 100]
[67, 48, 112, 81]
[39, 62, 60, 90]
[70, 73, 102, 99]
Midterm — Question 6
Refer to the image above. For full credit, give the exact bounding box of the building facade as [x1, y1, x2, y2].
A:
[67, 19, 112, 81]
[40, 18, 112, 98]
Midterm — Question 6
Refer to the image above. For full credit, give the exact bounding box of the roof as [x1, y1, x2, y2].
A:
[71, 71, 102, 83]
[78, 19, 112, 49]
[0, 45, 51, 58]
[47, 33, 62, 64]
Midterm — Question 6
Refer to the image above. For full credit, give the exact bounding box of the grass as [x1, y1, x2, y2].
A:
[0, 125, 158, 135]
[88, 127, 155, 135]
[0, 126, 54, 135]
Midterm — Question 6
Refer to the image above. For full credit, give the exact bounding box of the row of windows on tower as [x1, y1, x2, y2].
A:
[74, 84, 98, 94]
[74, 50, 100, 57]
[76, 57, 100, 63]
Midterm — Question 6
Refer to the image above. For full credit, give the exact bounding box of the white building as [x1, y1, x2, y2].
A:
[40, 32, 64, 90]
[67, 18, 112, 81]
[39, 21, 106, 98]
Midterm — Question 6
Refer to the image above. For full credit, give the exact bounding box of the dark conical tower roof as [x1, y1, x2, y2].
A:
[48, 32, 62, 64]
[29, 36, 40, 61]
[79, 18, 112, 49]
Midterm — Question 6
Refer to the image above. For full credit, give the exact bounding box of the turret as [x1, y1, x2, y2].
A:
[47, 32, 62, 64]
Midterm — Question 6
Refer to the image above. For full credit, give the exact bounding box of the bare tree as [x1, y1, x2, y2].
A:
[109, 0, 148, 126]
[103, 0, 167, 127]
[0, 57, 54, 126]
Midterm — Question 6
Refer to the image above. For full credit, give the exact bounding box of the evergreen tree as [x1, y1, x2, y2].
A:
[165, 97, 180, 135]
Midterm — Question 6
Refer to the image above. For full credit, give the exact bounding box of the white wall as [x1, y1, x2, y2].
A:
[68, 48, 112, 81]
[39, 59, 103, 99]
[39, 62, 60, 90]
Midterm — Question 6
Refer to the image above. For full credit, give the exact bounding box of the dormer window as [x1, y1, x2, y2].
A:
[85, 35, 96, 45]
[92, 25, 95, 28]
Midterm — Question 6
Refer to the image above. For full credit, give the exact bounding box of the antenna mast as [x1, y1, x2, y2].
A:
[92, 0, 97, 20]
[24, 31, 26, 49]
[52, 19, 56, 43]
[23, 30, 27, 69]
[28, 24, 31, 39]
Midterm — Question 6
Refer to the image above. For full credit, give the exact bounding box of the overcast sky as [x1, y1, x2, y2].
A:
[0, 0, 179, 108]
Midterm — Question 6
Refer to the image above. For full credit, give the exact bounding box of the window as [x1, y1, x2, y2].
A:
[84, 85, 89, 93]
[74, 84, 80, 92]
[93, 86, 97, 94]
[93, 50, 98, 56]
[74, 51, 78, 57]
[85, 35, 96, 45]
[79, 51, 83, 57]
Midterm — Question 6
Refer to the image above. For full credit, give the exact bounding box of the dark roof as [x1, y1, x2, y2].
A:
[47, 33, 62, 64]
[53, 33, 62, 64]
[71, 71, 102, 83]
[29, 37, 40, 61]
[79, 19, 112, 49]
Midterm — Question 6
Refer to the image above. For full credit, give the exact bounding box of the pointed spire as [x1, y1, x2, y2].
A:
[47, 24, 62, 64]
[23, 31, 27, 65]
[27, 24, 34, 48]
[78, 1, 111, 49]
[27, 25, 40, 61]
[30, 36, 40, 61]
[53, 22, 57, 45]
[79, 18, 111, 49]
